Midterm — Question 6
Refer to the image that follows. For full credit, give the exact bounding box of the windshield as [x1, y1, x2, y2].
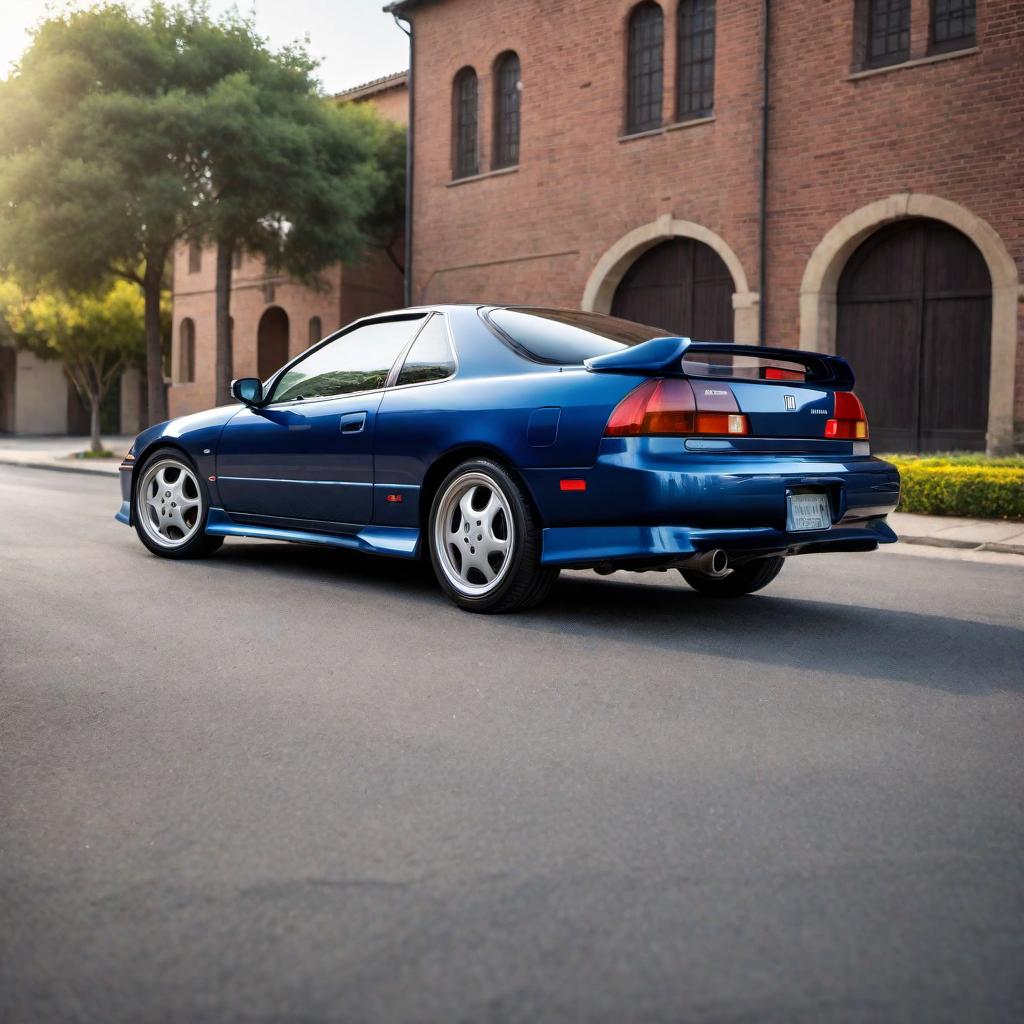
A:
[486, 307, 672, 364]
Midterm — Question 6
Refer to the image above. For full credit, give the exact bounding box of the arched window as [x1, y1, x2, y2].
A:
[452, 67, 479, 179]
[677, 0, 715, 120]
[626, 3, 663, 134]
[257, 307, 290, 380]
[308, 316, 322, 345]
[178, 319, 195, 384]
[492, 52, 521, 169]
[188, 242, 202, 274]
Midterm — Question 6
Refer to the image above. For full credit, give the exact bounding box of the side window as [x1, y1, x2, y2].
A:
[271, 317, 423, 403]
[397, 315, 457, 386]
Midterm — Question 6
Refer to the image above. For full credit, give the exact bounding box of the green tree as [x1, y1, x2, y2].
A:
[354, 111, 408, 276]
[0, 2, 406, 418]
[192, 60, 397, 404]
[0, 4, 212, 425]
[0, 278, 156, 454]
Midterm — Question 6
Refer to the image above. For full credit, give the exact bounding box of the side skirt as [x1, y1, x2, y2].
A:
[203, 507, 420, 559]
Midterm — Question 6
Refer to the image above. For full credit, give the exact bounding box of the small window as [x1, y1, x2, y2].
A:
[397, 315, 457, 386]
[493, 52, 521, 169]
[626, 3, 664, 134]
[179, 319, 196, 383]
[308, 316, 323, 346]
[452, 67, 479, 179]
[677, 0, 715, 120]
[856, 0, 911, 68]
[270, 317, 424, 403]
[188, 243, 201, 274]
[931, 0, 975, 52]
[232, 249, 243, 271]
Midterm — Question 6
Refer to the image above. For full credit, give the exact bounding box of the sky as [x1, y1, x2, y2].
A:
[0, 0, 409, 94]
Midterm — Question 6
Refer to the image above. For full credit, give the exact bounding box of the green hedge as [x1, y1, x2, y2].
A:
[880, 456, 1024, 520]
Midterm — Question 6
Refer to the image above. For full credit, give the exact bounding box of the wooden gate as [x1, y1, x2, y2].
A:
[837, 219, 991, 452]
[611, 238, 734, 340]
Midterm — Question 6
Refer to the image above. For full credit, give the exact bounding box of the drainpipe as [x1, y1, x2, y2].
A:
[393, 11, 414, 307]
[757, 0, 771, 343]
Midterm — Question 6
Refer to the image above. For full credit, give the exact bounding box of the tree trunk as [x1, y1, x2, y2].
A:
[143, 261, 167, 426]
[215, 239, 233, 406]
[89, 391, 103, 454]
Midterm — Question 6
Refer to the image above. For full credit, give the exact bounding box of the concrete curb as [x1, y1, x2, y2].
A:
[0, 456, 121, 478]
[898, 534, 1024, 557]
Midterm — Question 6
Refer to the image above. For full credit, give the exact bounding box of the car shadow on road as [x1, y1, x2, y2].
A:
[200, 541, 1022, 696]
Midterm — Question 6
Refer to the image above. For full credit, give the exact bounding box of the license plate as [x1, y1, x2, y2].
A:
[787, 492, 831, 532]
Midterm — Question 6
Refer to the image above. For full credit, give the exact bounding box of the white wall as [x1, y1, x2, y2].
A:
[14, 351, 67, 434]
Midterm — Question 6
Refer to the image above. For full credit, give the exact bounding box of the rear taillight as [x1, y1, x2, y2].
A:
[825, 391, 869, 440]
[605, 379, 749, 437]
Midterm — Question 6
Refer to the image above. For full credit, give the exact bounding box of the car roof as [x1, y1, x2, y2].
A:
[366, 304, 618, 318]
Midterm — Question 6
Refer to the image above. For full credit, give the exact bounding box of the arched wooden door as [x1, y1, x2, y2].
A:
[611, 238, 734, 340]
[837, 219, 991, 452]
[257, 307, 290, 380]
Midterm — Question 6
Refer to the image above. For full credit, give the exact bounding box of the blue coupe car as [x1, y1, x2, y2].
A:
[117, 305, 900, 612]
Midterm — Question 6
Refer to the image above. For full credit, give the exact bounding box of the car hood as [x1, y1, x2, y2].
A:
[132, 403, 243, 457]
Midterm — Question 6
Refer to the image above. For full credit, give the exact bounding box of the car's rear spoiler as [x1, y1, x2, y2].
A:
[583, 337, 856, 389]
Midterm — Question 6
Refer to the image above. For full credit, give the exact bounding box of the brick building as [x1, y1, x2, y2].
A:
[168, 72, 408, 419]
[390, 0, 1022, 453]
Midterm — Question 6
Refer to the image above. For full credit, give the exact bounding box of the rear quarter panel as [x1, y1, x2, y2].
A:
[373, 369, 639, 527]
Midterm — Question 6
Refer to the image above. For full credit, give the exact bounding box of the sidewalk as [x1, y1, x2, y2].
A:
[0, 435, 130, 476]
[888, 512, 1024, 556]
[1, 435, 1022, 556]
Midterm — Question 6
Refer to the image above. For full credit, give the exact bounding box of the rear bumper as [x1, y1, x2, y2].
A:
[528, 439, 901, 568]
[541, 517, 896, 568]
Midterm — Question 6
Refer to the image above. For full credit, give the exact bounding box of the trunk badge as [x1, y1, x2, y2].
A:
[784, 395, 796, 410]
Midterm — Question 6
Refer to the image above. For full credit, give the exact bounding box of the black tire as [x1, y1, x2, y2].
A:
[679, 555, 784, 597]
[428, 458, 558, 613]
[132, 446, 224, 560]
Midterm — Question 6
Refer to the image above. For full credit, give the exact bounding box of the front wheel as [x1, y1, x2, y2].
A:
[132, 447, 223, 559]
[428, 459, 558, 613]
[679, 556, 784, 597]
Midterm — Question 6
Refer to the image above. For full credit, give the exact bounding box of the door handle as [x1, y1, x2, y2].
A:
[339, 412, 366, 434]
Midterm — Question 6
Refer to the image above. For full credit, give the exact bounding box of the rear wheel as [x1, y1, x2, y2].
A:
[133, 447, 223, 559]
[428, 459, 558, 613]
[679, 556, 784, 597]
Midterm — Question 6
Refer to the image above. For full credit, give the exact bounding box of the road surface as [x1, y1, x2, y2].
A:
[1, 464, 1021, 1022]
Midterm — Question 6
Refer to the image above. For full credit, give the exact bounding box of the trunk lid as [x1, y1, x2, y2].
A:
[586, 337, 857, 442]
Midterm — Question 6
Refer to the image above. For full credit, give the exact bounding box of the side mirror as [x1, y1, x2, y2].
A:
[231, 377, 263, 407]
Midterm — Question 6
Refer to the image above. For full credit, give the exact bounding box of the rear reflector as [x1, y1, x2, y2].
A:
[560, 479, 586, 491]
[695, 412, 749, 436]
[605, 380, 749, 437]
[825, 391, 869, 440]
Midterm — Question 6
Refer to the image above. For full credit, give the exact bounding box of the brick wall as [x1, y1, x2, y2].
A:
[403, 0, 1023, 442]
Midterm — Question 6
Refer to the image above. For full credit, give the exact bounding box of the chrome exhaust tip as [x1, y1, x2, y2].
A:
[682, 549, 730, 577]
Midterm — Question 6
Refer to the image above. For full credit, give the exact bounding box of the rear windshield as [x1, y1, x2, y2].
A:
[486, 307, 670, 364]
[486, 307, 812, 382]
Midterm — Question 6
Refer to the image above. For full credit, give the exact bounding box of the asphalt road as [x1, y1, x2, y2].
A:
[1, 464, 1022, 1023]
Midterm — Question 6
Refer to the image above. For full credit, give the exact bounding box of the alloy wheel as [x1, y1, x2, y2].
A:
[137, 458, 203, 549]
[433, 471, 515, 597]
